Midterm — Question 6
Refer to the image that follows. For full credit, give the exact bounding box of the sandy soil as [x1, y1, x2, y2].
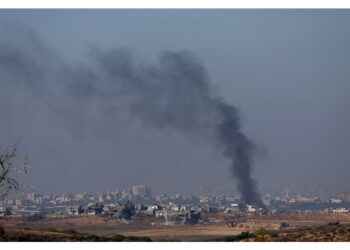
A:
[2, 212, 350, 241]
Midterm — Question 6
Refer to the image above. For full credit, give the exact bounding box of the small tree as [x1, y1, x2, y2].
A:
[255, 227, 269, 242]
[0, 143, 29, 200]
[120, 200, 135, 220]
[280, 222, 290, 228]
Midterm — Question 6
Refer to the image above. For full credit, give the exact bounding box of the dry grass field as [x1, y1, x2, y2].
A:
[2, 212, 350, 241]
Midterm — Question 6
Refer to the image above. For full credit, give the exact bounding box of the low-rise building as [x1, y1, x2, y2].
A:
[103, 203, 123, 217]
[332, 208, 349, 214]
[86, 203, 104, 215]
[66, 205, 84, 215]
[0, 207, 11, 217]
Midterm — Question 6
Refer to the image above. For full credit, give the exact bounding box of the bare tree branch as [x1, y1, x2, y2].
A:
[0, 143, 30, 200]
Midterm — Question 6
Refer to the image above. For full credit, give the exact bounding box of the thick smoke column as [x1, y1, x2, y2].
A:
[90, 49, 263, 206]
[0, 25, 263, 205]
[217, 102, 262, 206]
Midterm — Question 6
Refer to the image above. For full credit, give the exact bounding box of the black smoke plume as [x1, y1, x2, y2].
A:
[0, 24, 263, 205]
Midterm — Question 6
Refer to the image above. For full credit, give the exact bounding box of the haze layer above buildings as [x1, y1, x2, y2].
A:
[0, 9, 349, 196]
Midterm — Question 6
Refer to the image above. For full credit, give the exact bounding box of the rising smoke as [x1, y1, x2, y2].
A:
[0, 24, 263, 205]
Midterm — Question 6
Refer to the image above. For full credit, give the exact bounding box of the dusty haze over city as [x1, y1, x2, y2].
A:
[0, 9, 349, 196]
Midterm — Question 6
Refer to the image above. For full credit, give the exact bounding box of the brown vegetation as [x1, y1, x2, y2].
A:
[2, 212, 350, 241]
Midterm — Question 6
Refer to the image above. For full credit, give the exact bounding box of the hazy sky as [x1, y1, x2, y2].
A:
[0, 9, 349, 195]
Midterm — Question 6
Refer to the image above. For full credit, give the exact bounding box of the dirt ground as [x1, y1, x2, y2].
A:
[2, 212, 350, 241]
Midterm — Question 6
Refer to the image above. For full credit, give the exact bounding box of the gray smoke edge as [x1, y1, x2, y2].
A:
[0, 24, 263, 206]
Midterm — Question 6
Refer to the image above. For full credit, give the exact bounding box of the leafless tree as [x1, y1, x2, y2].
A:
[0, 143, 29, 200]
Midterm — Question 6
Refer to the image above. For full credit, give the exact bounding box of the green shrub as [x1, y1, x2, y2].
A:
[126, 236, 152, 242]
[255, 228, 268, 242]
[280, 222, 290, 228]
[269, 232, 279, 238]
[0, 224, 4, 236]
[63, 229, 77, 234]
[328, 221, 340, 226]
[111, 234, 125, 242]
[46, 227, 58, 232]
[224, 231, 255, 242]
[81, 233, 104, 241]
[111, 234, 152, 242]
[17, 233, 48, 241]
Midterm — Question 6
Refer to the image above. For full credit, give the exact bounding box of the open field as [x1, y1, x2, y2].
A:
[2, 212, 350, 241]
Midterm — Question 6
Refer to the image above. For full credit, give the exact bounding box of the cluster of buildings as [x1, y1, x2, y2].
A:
[63, 202, 202, 225]
[20, 185, 153, 206]
[1, 185, 350, 222]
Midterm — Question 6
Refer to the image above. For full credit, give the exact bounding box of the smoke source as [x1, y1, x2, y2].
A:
[0, 24, 263, 206]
